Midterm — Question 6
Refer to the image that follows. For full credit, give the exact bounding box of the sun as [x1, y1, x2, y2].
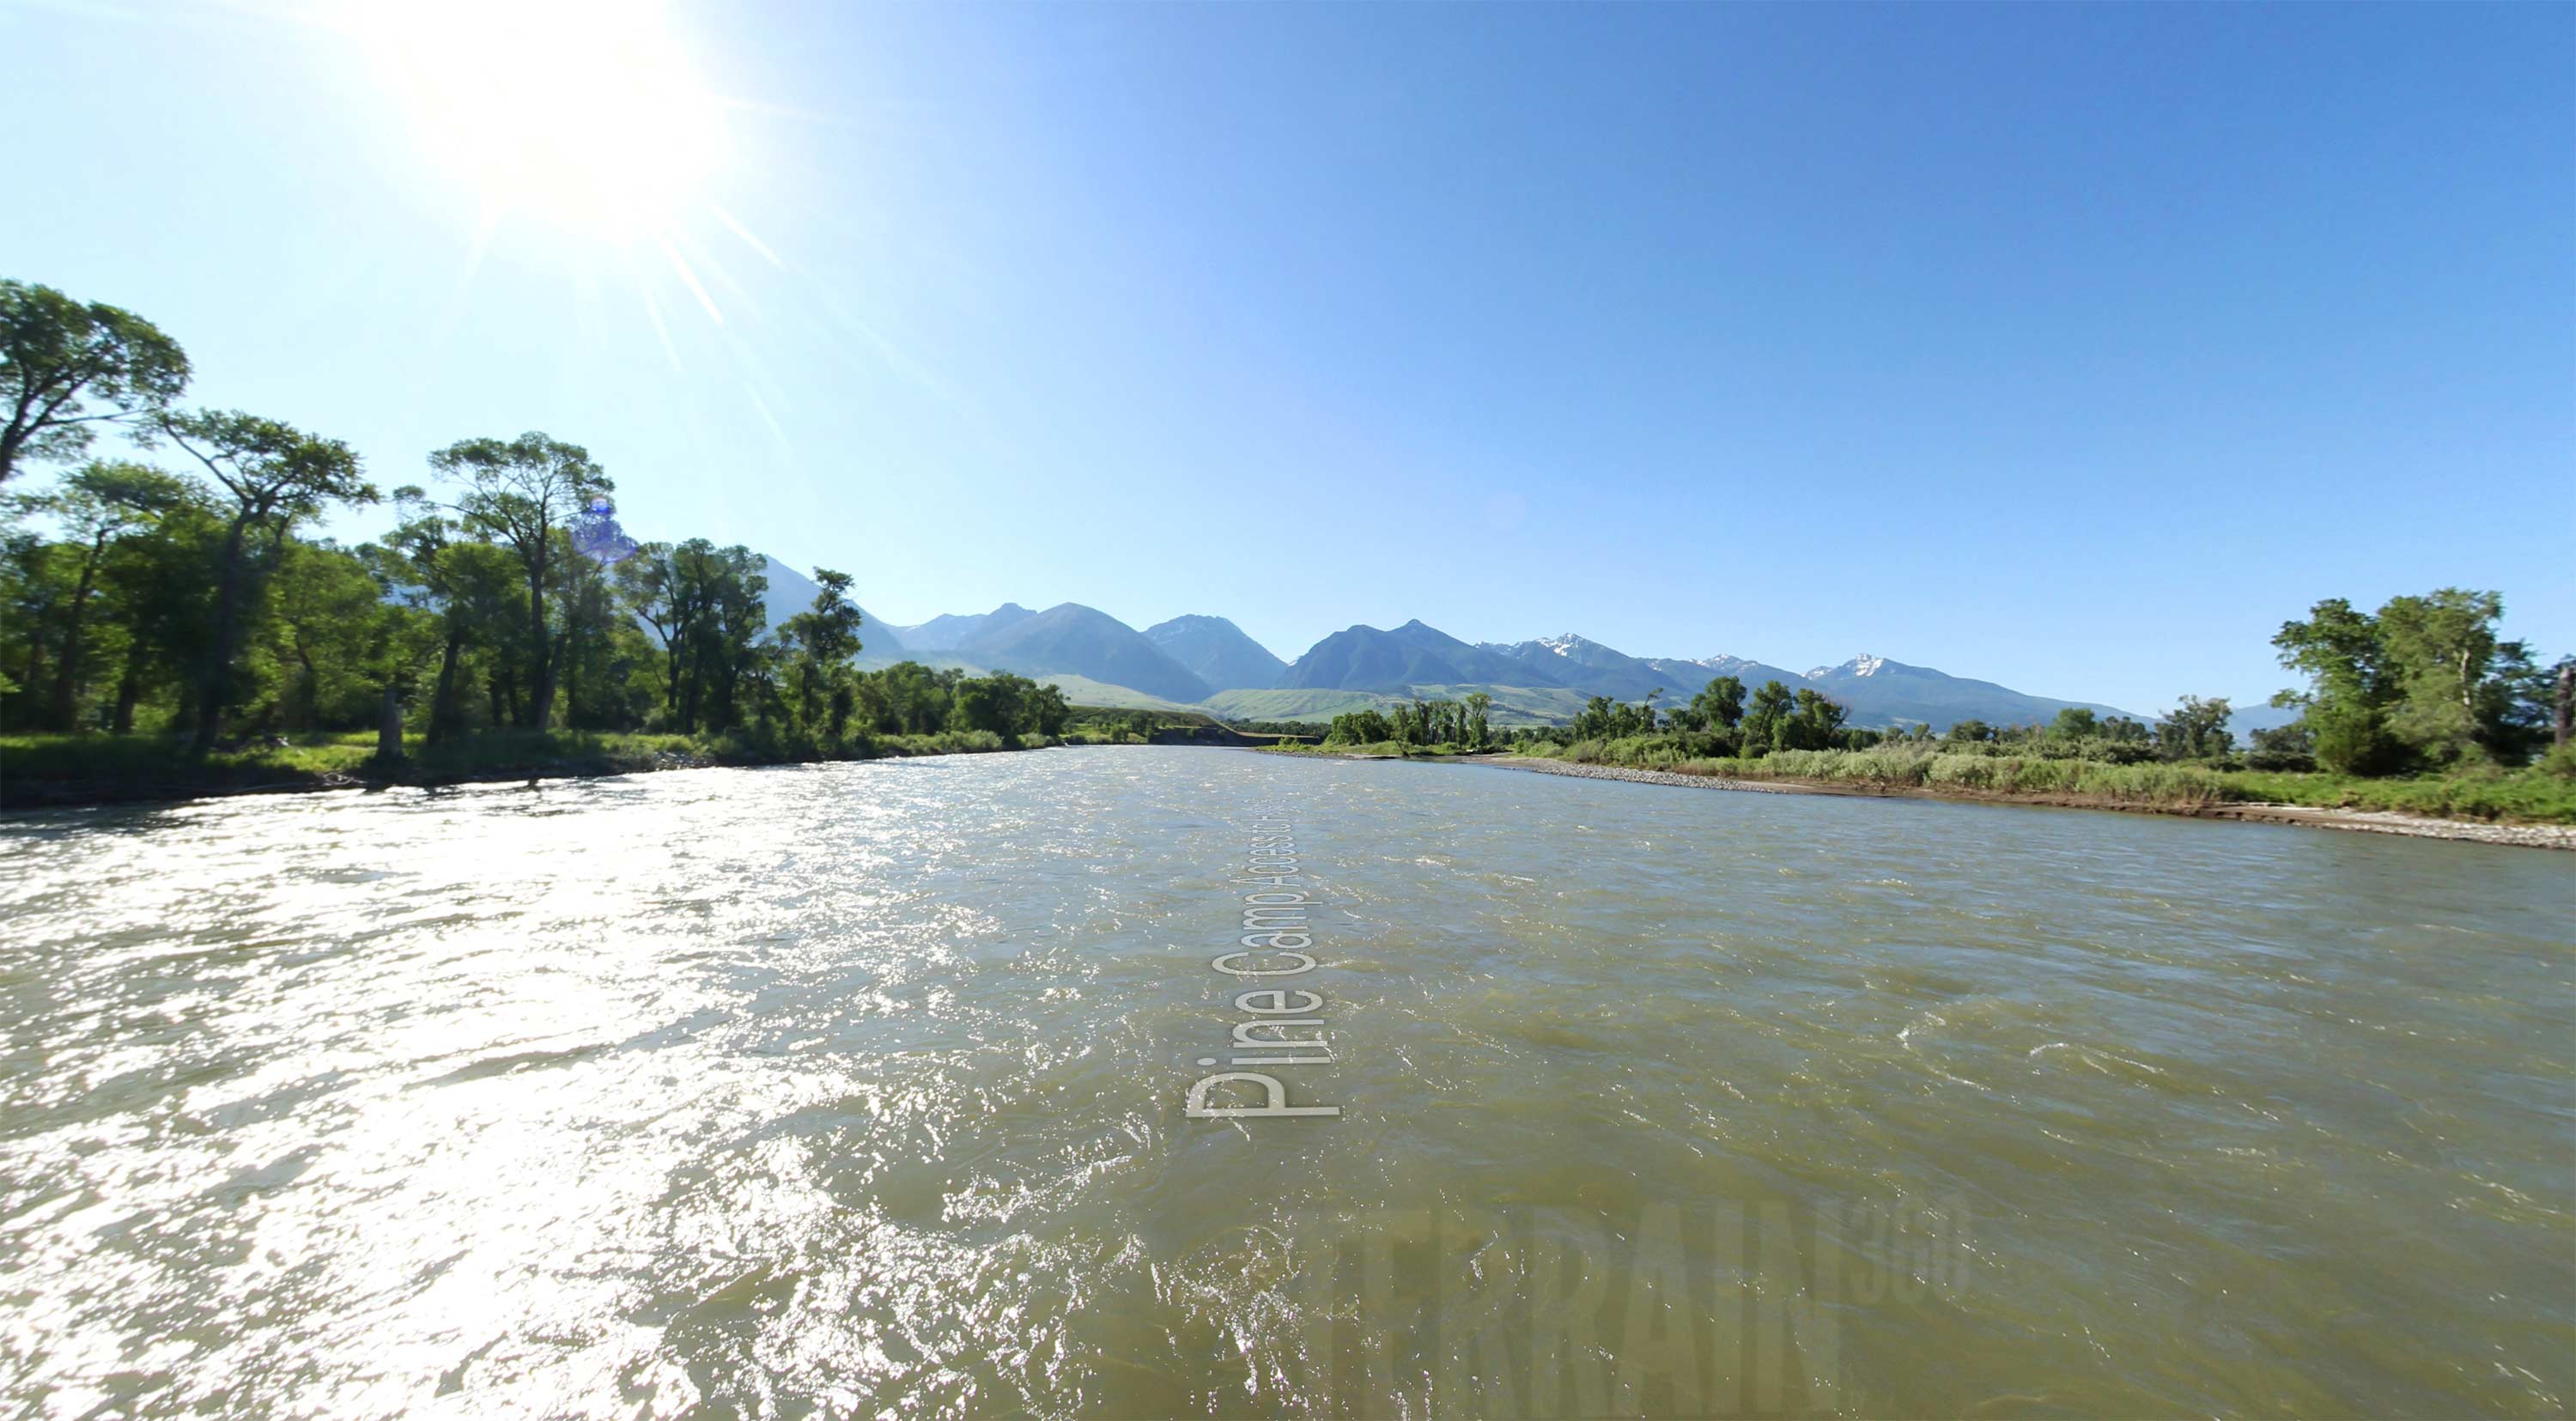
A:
[343, 0, 731, 243]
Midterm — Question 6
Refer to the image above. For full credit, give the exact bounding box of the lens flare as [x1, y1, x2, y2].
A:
[346, 0, 731, 242]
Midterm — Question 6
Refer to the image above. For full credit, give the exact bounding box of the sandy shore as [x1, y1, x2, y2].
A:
[1469, 756, 2576, 851]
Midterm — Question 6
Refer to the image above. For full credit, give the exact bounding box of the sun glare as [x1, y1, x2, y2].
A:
[347, 0, 731, 242]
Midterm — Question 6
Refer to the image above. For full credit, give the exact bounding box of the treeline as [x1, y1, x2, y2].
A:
[2, 278, 1070, 756]
[1324, 693, 1496, 750]
[1327, 590, 2569, 779]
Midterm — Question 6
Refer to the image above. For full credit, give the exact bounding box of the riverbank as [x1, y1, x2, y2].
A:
[0, 728, 1061, 811]
[1474, 755, 2576, 850]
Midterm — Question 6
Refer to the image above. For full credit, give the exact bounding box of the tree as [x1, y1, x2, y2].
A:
[2274, 589, 2536, 773]
[2155, 695, 2233, 761]
[2376, 588, 2512, 764]
[258, 540, 387, 729]
[1, 281, 191, 485]
[951, 672, 1031, 737]
[1742, 680, 1795, 753]
[2050, 707, 2099, 740]
[2558, 660, 2574, 753]
[159, 410, 373, 753]
[382, 489, 513, 742]
[1027, 682, 1072, 737]
[1462, 690, 1493, 750]
[860, 659, 954, 736]
[696, 545, 769, 731]
[782, 568, 866, 737]
[1786, 687, 1849, 750]
[94, 492, 223, 732]
[10, 460, 191, 728]
[1692, 675, 1745, 730]
[615, 542, 693, 728]
[429, 432, 608, 731]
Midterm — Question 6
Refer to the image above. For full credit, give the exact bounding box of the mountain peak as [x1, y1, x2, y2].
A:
[1143, 615, 1285, 691]
[1807, 653, 1890, 678]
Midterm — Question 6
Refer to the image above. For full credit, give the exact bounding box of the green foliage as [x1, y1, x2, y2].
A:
[2244, 720, 2317, 774]
[2274, 588, 2547, 773]
[2154, 695, 2233, 761]
[1322, 694, 1496, 751]
[0, 279, 191, 484]
[0, 722, 1062, 807]
[427, 431, 608, 732]
[1508, 736, 2576, 823]
[1692, 675, 1745, 730]
[156, 408, 375, 752]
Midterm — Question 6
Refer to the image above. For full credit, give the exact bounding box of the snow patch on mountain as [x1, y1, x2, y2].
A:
[1805, 654, 1889, 678]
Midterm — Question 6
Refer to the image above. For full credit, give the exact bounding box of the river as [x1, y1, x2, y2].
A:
[3, 748, 2569, 1417]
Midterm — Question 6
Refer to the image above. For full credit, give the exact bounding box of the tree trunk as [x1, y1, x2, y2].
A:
[665, 633, 687, 732]
[294, 644, 321, 731]
[47, 537, 106, 731]
[112, 639, 145, 733]
[190, 515, 255, 756]
[2556, 664, 2573, 750]
[559, 621, 581, 730]
[427, 622, 465, 745]
[21, 617, 46, 708]
[377, 683, 405, 763]
[524, 554, 554, 730]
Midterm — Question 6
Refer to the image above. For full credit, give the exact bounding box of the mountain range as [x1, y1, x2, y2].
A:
[750, 562, 2143, 730]
[1146, 615, 1289, 693]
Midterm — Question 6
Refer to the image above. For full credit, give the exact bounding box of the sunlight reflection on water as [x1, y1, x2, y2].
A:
[2, 750, 2570, 1417]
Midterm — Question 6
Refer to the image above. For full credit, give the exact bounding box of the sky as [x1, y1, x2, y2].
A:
[4, 0, 2569, 714]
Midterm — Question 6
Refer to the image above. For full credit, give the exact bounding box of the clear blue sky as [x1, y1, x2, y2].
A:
[5, 0, 2568, 714]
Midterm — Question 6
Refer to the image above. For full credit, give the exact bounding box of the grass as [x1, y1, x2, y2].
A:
[1263, 739, 1490, 760]
[1507, 738, 2576, 825]
[0, 726, 1060, 810]
[1205, 685, 1598, 728]
[1200, 689, 1408, 722]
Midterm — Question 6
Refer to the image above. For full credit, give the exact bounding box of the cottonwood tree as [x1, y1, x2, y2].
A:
[10, 460, 192, 728]
[1463, 690, 1493, 749]
[1743, 680, 1796, 750]
[160, 410, 373, 753]
[782, 568, 866, 737]
[428, 433, 609, 732]
[1692, 675, 1746, 730]
[1, 280, 191, 485]
[2273, 588, 2544, 772]
[2154, 695, 2233, 761]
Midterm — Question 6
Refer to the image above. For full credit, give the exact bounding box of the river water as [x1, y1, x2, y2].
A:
[2, 748, 2569, 1418]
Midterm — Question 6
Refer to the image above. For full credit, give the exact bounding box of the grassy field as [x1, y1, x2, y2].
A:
[0, 726, 1059, 810]
[1199, 688, 1406, 722]
[1510, 738, 2576, 824]
[1204, 684, 1597, 727]
[1262, 739, 1491, 760]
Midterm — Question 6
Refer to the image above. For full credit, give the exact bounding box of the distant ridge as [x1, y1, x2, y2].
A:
[890, 603, 1033, 651]
[1280, 620, 1568, 692]
[758, 556, 902, 654]
[1800, 654, 2132, 729]
[961, 603, 1213, 703]
[831, 593, 2148, 729]
[1145, 615, 1286, 691]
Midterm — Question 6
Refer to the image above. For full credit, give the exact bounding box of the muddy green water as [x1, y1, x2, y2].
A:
[2, 748, 2569, 1418]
